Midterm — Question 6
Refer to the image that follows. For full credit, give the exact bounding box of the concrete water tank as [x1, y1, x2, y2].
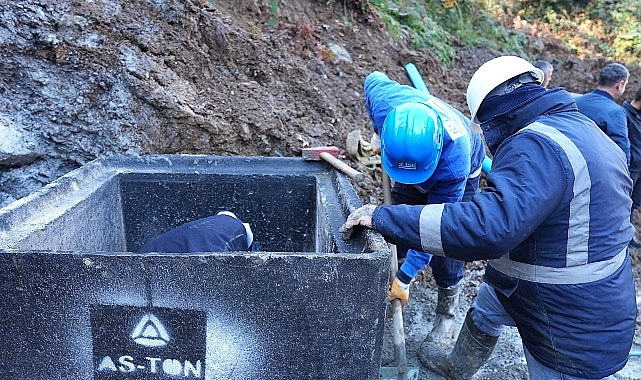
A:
[0, 155, 390, 380]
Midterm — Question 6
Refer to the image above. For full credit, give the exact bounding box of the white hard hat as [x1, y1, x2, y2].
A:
[466, 56, 544, 121]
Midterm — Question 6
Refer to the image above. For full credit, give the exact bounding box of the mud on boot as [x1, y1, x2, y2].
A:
[418, 338, 454, 379]
[424, 283, 461, 343]
[419, 307, 498, 380]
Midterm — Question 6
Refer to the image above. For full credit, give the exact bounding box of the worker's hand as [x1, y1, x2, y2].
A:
[340, 204, 377, 240]
[370, 133, 381, 154]
[387, 277, 410, 305]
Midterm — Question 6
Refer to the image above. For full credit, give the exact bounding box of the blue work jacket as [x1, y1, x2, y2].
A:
[140, 214, 250, 253]
[365, 71, 486, 278]
[372, 88, 637, 378]
[575, 89, 630, 166]
[624, 99, 641, 173]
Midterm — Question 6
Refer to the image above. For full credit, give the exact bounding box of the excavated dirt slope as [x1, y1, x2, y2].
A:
[1, 1, 640, 378]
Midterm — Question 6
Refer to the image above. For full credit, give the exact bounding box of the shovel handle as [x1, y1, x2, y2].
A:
[382, 169, 412, 378]
[390, 254, 409, 377]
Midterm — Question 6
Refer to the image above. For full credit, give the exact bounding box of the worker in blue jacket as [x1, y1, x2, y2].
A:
[140, 211, 253, 253]
[575, 62, 630, 165]
[364, 71, 486, 344]
[342, 56, 636, 379]
[624, 86, 641, 248]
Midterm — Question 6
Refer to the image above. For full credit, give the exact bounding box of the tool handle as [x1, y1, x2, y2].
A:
[319, 151, 365, 183]
[382, 168, 412, 379]
[391, 298, 409, 376]
[382, 169, 393, 206]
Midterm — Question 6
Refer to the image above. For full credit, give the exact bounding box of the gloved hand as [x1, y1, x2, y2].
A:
[387, 276, 410, 305]
[340, 204, 377, 240]
[370, 133, 381, 154]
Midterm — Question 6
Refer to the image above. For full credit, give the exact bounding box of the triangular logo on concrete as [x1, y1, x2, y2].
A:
[131, 313, 171, 347]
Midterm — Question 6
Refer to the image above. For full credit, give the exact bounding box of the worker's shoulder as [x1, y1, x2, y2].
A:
[576, 89, 616, 104]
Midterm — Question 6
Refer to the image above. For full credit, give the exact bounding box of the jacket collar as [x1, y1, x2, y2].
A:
[481, 88, 578, 155]
[589, 88, 615, 101]
[624, 100, 641, 118]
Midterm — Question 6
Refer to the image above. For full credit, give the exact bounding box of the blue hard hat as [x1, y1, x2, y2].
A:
[381, 103, 443, 184]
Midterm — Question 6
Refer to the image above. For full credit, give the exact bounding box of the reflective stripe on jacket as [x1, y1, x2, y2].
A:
[364, 71, 485, 187]
[365, 71, 486, 279]
[372, 89, 637, 377]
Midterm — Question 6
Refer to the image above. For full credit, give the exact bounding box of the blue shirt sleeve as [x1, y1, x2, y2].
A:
[372, 131, 569, 262]
[364, 72, 428, 134]
[606, 107, 631, 166]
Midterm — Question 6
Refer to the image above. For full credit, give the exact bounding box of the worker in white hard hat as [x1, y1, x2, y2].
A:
[364, 71, 486, 344]
[342, 56, 636, 379]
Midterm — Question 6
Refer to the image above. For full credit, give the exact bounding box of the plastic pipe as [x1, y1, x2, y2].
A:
[404, 63, 430, 94]
[482, 155, 493, 173]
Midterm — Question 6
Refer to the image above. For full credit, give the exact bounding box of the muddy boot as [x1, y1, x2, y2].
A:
[419, 308, 498, 380]
[425, 283, 461, 343]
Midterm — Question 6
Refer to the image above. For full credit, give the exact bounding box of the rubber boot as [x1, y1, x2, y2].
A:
[424, 283, 461, 343]
[419, 308, 498, 380]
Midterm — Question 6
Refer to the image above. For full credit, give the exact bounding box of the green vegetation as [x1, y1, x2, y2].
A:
[513, 0, 641, 63]
[366, 0, 641, 67]
[266, 0, 279, 27]
[367, 0, 528, 66]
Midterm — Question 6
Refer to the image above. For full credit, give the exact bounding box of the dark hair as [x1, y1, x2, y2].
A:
[533, 60, 552, 72]
[598, 63, 629, 87]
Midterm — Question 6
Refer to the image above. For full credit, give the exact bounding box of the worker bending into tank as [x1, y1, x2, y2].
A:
[140, 211, 253, 253]
[364, 71, 486, 344]
[342, 56, 636, 379]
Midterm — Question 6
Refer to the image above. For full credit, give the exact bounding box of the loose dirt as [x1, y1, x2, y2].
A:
[1, 1, 640, 378]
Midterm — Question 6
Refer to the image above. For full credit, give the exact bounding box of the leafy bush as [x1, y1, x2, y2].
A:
[499, 0, 641, 63]
[367, 0, 528, 67]
[364, 0, 640, 65]
[367, 1, 456, 65]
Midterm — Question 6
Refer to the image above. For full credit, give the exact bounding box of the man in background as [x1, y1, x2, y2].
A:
[624, 86, 641, 248]
[575, 62, 630, 165]
[533, 60, 553, 88]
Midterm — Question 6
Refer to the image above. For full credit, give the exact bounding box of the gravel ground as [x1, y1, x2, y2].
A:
[380, 259, 641, 380]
